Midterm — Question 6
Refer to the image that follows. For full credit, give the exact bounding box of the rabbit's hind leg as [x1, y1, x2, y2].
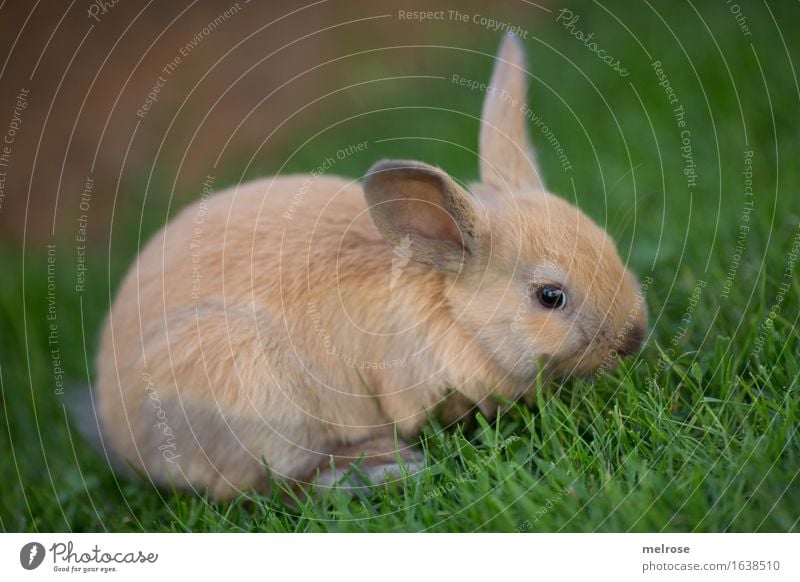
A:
[310, 434, 425, 493]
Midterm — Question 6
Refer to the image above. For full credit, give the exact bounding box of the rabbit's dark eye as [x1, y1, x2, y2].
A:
[536, 286, 567, 310]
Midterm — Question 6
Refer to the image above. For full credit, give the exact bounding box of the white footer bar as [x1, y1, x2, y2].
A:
[2, 533, 797, 581]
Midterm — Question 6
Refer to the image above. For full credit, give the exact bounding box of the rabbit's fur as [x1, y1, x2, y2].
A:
[97, 36, 647, 498]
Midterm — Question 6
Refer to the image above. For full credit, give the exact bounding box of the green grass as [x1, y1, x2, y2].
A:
[1, 0, 799, 531]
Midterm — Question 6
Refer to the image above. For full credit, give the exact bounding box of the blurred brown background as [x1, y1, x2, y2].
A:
[0, 0, 547, 247]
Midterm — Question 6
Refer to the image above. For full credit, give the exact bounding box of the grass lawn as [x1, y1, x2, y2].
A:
[1, 1, 798, 532]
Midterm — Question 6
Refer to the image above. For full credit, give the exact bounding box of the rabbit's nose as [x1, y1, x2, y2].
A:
[619, 325, 645, 357]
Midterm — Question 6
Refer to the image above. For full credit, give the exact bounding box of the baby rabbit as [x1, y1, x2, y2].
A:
[96, 35, 647, 498]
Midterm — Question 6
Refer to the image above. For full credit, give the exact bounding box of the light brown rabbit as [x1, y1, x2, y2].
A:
[96, 35, 647, 498]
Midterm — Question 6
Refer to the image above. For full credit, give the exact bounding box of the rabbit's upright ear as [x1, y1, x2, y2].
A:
[364, 160, 484, 273]
[480, 35, 545, 192]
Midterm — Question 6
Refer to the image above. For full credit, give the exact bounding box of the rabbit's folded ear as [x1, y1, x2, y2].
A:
[363, 160, 484, 273]
[480, 34, 545, 192]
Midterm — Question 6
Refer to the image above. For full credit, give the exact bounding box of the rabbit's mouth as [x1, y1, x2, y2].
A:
[550, 344, 621, 378]
[522, 351, 586, 382]
[558, 323, 645, 377]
